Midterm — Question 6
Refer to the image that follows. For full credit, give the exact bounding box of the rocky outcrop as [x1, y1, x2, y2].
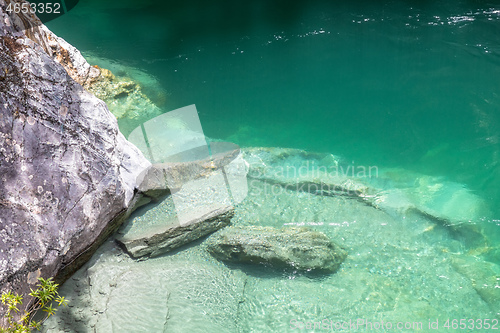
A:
[2, 0, 162, 138]
[3, 2, 100, 88]
[207, 226, 347, 273]
[0, 0, 150, 323]
[84, 66, 163, 132]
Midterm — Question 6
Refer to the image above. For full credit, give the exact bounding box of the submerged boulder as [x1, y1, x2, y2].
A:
[0, 3, 150, 323]
[369, 169, 490, 225]
[207, 226, 347, 273]
[242, 147, 372, 199]
[83, 64, 164, 137]
[241, 148, 491, 248]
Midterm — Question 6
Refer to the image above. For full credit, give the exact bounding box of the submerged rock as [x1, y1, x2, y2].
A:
[207, 226, 347, 272]
[242, 147, 372, 199]
[83, 53, 168, 108]
[84, 65, 164, 136]
[42, 240, 246, 333]
[241, 148, 491, 247]
[367, 169, 491, 250]
[137, 143, 241, 199]
[369, 169, 490, 225]
[0, 3, 150, 323]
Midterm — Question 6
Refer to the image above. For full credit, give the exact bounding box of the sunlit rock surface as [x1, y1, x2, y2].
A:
[369, 168, 490, 224]
[83, 53, 167, 110]
[84, 65, 163, 136]
[117, 202, 233, 259]
[0, 1, 149, 322]
[43, 146, 498, 332]
[242, 147, 372, 199]
[451, 256, 500, 316]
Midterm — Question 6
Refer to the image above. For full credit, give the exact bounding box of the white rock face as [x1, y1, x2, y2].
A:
[0, 0, 150, 322]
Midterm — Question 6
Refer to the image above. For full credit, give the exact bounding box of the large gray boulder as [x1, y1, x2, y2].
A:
[0, 1, 150, 323]
[207, 226, 347, 273]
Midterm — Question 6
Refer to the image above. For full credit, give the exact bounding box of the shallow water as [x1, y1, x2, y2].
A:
[45, 0, 500, 331]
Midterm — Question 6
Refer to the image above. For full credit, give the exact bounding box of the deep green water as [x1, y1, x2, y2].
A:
[49, 0, 500, 217]
[44, 1, 500, 331]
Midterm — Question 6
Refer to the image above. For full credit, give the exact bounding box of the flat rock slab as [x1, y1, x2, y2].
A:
[42, 240, 246, 333]
[451, 256, 500, 318]
[137, 144, 240, 200]
[241, 148, 491, 250]
[207, 226, 347, 273]
[116, 204, 234, 259]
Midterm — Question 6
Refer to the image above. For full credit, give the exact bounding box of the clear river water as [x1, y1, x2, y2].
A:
[45, 0, 500, 332]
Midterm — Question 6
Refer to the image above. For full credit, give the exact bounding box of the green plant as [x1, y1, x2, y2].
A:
[1, 277, 67, 332]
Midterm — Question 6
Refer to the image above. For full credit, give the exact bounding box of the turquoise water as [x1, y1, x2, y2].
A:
[48, 0, 500, 215]
[45, 0, 500, 331]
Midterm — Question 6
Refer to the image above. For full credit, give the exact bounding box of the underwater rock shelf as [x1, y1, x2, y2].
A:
[42, 146, 500, 332]
[116, 145, 245, 259]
